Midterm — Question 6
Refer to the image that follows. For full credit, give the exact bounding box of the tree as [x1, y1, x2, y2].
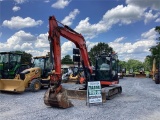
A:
[148, 26, 160, 67]
[118, 60, 127, 69]
[126, 59, 143, 72]
[89, 42, 113, 65]
[155, 26, 160, 35]
[12, 51, 32, 65]
[143, 57, 151, 71]
[61, 55, 74, 64]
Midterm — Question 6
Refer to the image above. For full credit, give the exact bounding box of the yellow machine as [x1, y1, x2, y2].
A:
[62, 67, 85, 84]
[150, 58, 157, 80]
[68, 72, 82, 84]
[150, 58, 160, 84]
[0, 67, 46, 93]
[0, 55, 51, 93]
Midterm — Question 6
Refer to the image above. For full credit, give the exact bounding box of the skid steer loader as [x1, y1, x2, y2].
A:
[0, 55, 51, 93]
[62, 66, 85, 84]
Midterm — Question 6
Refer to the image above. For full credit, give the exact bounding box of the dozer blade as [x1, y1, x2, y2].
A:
[102, 85, 122, 100]
[44, 87, 73, 109]
[135, 74, 146, 78]
[0, 79, 25, 93]
[61, 83, 107, 102]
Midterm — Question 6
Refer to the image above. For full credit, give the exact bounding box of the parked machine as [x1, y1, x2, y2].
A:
[150, 58, 160, 84]
[135, 68, 146, 78]
[118, 65, 123, 79]
[0, 67, 42, 93]
[71, 67, 86, 84]
[122, 68, 126, 77]
[43, 16, 122, 108]
[0, 52, 29, 79]
[0, 55, 51, 93]
[126, 68, 135, 77]
[62, 66, 85, 84]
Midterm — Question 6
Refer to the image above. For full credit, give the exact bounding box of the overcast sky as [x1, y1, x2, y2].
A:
[0, 0, 160, 62]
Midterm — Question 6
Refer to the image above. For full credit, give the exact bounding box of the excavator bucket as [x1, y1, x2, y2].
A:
[44, 87, 73, 109]
[0, 79, 25, 93]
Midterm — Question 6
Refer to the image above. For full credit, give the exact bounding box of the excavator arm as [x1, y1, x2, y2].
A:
[44, 16, 93, 108]
[49, 16, 92, 75]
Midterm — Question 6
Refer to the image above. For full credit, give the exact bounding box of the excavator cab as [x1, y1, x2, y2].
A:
[95, 53, 119, 85]
[94, 53, 121, 99]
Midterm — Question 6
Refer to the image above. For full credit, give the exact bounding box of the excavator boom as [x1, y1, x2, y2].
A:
[48, 16, 92, 74]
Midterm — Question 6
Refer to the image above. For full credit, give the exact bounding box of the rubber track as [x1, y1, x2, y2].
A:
[106, 86, 122, 100]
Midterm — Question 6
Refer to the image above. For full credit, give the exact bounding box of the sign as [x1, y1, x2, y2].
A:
[87, 81, 102, 105]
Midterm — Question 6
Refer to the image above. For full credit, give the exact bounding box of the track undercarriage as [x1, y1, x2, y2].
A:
[101, 85, 122, 100]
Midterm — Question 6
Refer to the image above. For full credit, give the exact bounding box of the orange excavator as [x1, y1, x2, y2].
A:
[43, 16, 122, 108]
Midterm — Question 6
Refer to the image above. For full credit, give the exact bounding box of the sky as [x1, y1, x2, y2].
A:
[0, 0, 160, 62]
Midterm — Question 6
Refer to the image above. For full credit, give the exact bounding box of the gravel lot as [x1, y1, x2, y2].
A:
[1, 77, 160, 120]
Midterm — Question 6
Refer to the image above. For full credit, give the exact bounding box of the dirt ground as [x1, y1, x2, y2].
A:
[1, 77, 160, 120]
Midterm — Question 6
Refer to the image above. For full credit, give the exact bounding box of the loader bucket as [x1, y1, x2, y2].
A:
[0, 79, 25, 93]
[44, 87, 73, 109]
